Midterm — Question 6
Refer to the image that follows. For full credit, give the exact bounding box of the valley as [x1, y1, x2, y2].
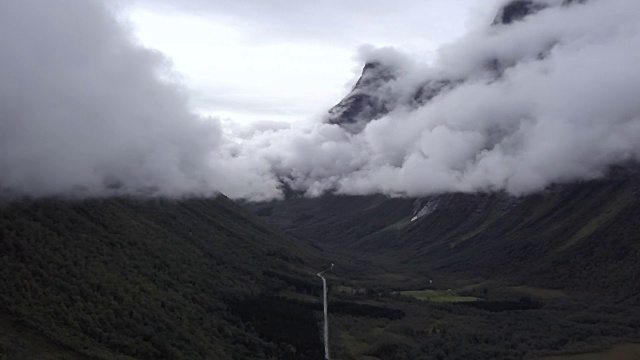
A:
[1, 171, 639, 359]
[3, 0, 640, 359]
[246, 170, 640, 359]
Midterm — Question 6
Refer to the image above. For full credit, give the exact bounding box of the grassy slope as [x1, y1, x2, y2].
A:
[0, 196, 325, 360]
[252, 173, 640, 300]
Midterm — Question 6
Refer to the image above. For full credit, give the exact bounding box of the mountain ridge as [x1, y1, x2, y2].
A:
[250, 167, 640, 302]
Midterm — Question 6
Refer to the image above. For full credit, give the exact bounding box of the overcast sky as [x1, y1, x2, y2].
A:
[121, 0, 496, 124]
[2, 0, 639, 200]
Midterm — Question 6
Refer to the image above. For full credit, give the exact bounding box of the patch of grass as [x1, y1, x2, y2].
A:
[339, 331, 370, 356]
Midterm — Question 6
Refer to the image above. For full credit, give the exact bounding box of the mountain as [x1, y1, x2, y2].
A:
[251, 168, 640, 299]
[260, 0, 639, 298]
[246, 168, 640, 359]
[0, 196, 328, 360]
[326, 62, 399, 133]
[325, 0, 590, 132]
[240, 1, 640, 358]
[4, 1, 640, 359]
[492, 1, 547, 25]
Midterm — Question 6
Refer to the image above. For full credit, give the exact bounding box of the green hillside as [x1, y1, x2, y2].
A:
[0, 196, 326, 360]
[251, 171, 640, 300]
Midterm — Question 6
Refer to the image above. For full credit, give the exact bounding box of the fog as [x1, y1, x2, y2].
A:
[1, 0, 639, 200]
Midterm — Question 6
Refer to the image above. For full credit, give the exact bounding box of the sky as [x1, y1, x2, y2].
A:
[122, 0, 491, 124]
[1, 0, 639, 201]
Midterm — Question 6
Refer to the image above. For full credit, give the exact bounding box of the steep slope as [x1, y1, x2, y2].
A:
[250, 169, 640, 301]
[325, 62, 399, 133]
[0, 196, 326, 360]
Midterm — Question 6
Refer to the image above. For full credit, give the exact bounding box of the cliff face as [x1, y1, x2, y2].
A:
[326, 62, 398, 133]
[492, 1, 547, 25]
[325, 0, 589, 132]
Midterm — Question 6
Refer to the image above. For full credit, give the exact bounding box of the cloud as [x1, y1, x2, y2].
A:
[0, 0, 226, 197]
[2, 0, 639, 201]
[128, 0, 475, 49]
[228, 0, 640, 198]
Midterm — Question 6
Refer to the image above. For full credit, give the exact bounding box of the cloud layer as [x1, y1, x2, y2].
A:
[0, 1, 228, 197]
[1, 0, 639, 200]
[229, 0, 640, 198]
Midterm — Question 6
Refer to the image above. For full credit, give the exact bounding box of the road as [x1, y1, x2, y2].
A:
[317, 263, 334, 360]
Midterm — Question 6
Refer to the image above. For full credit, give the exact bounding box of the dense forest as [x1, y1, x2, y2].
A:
[0, 196, 328, 359]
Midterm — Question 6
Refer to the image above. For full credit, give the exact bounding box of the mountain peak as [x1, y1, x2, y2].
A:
[492, 1, 547, 25]
[325, 61, 398, 132]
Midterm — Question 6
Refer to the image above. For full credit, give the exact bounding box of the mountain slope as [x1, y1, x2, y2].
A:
[250, 169, 640, 301]
[0, 196, 326, 360]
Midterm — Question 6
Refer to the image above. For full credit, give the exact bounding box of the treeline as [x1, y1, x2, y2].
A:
[262, 269, 321, 295]
[457, 297, 544, 312]
[266, 296, 405, 320]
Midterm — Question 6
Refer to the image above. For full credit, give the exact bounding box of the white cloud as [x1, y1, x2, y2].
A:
[2, 0, 639, 201]
[0, 0, 224, 197]
[227, 0, 640, 199]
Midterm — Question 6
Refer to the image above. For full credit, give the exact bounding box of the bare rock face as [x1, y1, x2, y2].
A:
[326, 0, 590, 133]
[326, 62, 397, 133]
[325, 61, 458, 132]
[492, 1, 547, 25]
[562, 0, 588, 5]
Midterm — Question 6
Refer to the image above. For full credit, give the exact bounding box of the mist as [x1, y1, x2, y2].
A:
[0, 0, 282, 199]
[229, 0, 640, 198]
[1, 0, 639, 200]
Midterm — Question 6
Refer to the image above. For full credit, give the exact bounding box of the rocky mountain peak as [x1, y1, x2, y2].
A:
[325, 61, 398, 132]
[492, 1, 547, 25]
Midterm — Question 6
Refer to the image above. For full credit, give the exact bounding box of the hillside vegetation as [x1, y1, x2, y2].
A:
[252, 170, 640, 301]
[2, 171, 640, 360]
[0, 196, 326, 360]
